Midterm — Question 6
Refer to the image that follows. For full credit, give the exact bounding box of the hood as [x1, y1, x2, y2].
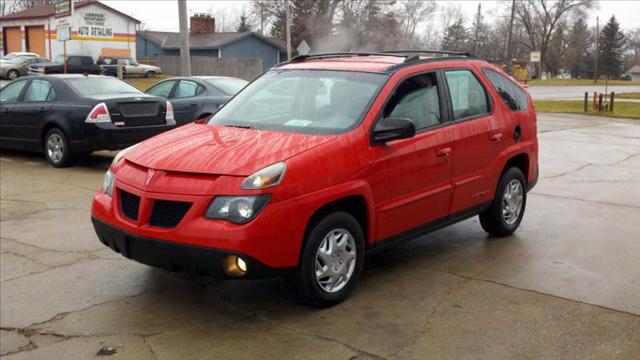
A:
[140, 64, 159, 70]
[124, 124, 337, 176]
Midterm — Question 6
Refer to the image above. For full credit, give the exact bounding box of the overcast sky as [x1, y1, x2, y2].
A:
[102, 0, 640, 34]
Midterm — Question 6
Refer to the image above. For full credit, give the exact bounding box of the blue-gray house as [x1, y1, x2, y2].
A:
[136, 29, 287, 72]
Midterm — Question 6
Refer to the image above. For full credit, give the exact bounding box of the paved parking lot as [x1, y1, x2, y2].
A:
[1, 113, 639, 359]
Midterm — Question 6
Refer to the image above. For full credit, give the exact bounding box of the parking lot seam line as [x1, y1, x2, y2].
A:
[540, 163, 593, 179]
[427, 268, 640, 318]
[529, 192, 640, 209]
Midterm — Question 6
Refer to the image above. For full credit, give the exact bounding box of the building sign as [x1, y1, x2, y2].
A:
[530, 51, 541, 62]
[77, 12, 113, 38]
[54, 0, 72, 18]
[297, 40, 311, 55]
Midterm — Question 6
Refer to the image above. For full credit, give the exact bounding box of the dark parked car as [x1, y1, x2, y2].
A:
[28, 55, 102, 75]
[146, 76, 248, 125]
[0, 75, 176, 167]
[1, 56, 51, 80]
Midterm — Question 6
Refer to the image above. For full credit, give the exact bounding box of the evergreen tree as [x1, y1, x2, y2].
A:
[442, 18, 469, 53]
[598, 16, 626, 78]
[545, 24, 567, 77]
[565, 18, 592, 78]
[236, 14, 253, 32]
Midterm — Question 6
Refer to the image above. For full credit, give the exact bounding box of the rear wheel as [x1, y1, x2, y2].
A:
[7, 69, 19, 80]
[145, 71, 155, 78]
[480, 167, 526, 236]
[286, 212, 365, 307]
[44, 128, 73, 168]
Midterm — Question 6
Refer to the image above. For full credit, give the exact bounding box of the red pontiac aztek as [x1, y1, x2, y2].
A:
[92, 51, 538, 307]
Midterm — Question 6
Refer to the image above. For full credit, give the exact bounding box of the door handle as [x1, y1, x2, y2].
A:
[189, 103, 198, 107]
[39, 107, 48, 113]
[437, 147, 452, 158]
[489, 133, 503, 143]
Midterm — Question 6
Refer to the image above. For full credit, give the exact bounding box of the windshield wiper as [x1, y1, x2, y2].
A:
[224, 124, 253, 129]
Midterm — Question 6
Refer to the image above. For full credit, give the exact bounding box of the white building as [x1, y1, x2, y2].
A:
[0, 0, 139, 60]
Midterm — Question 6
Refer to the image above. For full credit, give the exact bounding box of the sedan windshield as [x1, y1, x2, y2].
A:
[209, 70, 387, 135]
[67, 77, 143, 96]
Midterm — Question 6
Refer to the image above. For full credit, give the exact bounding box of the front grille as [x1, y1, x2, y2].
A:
[149, 200, 192, 228]
[120, 102, 158, 117]
[119, 190, 140, 221]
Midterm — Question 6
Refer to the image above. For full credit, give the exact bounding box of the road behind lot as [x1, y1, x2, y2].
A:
[1, 113, 639, 359]
[527, 85, 640, 100]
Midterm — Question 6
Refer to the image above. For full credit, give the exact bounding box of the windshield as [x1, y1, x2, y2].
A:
[2, 54, 17, 60]
[205, 78, 248, 95]
[5, 57, 27, 64]
[67, 77, 142, 96]
[209, 70, 387, 135]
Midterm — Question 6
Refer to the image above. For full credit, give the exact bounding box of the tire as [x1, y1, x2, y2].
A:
[286, 211, 365, 307]
[480, 167, 527, 236]
[145, 71, 155, 78]
[7, 69, 19, 80]
[43, 128, 74, 168]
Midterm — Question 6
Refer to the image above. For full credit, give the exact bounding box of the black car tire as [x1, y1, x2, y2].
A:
[145, 71, 155, 78]
[285, 211, 365, 307]
[480, 167, 527, 237]
[43, 128, 74, 168]
[7, 69, 19, 80]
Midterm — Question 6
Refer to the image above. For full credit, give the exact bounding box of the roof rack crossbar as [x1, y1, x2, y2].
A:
[276, 52, 409, 67]
[383, 50, 473, 62]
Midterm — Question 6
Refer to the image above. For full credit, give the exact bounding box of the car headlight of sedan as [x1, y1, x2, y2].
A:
[241, 162, 286, 190]
[205, 195, 270, 224]
[103, 169, 115, 196]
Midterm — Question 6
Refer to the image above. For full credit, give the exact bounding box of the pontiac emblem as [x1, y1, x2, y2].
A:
[145, 169, 156, 186]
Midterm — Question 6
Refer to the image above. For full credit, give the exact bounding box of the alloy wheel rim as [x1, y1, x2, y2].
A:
[315, 228, 357, 293]
[8, 71, 17, 80]
[47, 134, 64, 163]
[502, 179, 524, 225]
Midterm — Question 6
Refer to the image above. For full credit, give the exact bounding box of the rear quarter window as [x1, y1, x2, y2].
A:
[482, 68, 529, 111]
[444, 69, 490, 120]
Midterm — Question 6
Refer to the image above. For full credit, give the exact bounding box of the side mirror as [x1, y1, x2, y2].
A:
[372, 117, 416, 144]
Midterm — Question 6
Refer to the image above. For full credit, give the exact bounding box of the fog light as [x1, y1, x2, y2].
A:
[222, 255, 247, 277]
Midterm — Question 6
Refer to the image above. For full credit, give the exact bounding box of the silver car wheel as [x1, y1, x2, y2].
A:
[502, 179, 524, 225]
[315, 228, 357, 294]
[46, 133, 64, 163]
[7, 70, 18, 80]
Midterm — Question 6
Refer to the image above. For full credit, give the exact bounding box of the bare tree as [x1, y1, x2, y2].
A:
[400, 1, 437, 42]
[513, 0, 594, 74]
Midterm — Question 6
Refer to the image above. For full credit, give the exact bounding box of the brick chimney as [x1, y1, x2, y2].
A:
[190, 14, 215, 34]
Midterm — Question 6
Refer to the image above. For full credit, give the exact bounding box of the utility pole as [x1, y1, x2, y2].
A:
[178, 0, 191, 76]
[505, 0, 516, 75]
[286, 1, 291, 60]
[594, 16, 599, 83]
[473, 3, 481, 55]
[259, 1, 265, 35]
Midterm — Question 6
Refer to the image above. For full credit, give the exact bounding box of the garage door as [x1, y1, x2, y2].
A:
[3, 27, 22, 54]
[26, 26, 45, 57]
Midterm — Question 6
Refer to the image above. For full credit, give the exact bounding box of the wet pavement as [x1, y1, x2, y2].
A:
[1, 113, 639, 359]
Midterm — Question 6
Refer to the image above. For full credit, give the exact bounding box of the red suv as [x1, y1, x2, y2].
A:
[92, 51, 538, 307]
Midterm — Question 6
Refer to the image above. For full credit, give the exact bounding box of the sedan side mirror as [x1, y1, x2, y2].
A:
[372, 117, 416, 144]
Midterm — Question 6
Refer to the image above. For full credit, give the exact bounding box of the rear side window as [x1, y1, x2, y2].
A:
[68, 57, 82, 66]
[444, 70, 490, 120]
[174, 80, 202, 98]
[483, 68, 528, 111]
[0, 80, 28, 103]
[24, 79, 55, 102]
[148, 80, 176, 98]
[383, 72, 442, 130]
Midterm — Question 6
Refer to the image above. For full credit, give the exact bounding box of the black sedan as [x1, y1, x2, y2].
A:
[0, 75, 176, 167]
[146, 76, 247, 125]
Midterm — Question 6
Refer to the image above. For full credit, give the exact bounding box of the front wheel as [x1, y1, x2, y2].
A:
[145, 71, 155, 78]
[479, 167, 527, 236]
[44, 128, 74, 167]
[7, 69, 19, 80]
[286, 212, 365, 307]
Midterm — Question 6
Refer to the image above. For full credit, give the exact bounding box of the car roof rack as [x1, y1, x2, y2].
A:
[383, 50, 473, 61]
[276, 52, 408, 67]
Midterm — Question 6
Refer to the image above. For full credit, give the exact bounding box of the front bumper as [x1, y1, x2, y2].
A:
[71, 123, 174, 153]
[92, 217, 292, 278]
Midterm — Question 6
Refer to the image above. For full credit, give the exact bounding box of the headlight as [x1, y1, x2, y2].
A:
[103, 169, 115, 196]
[241, 162, 286, 190]
[112, 144, 138, 167]
[205, 195, 270, 224]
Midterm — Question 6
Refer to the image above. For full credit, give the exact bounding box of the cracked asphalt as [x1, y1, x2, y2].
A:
[1, 113, 639, 359]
